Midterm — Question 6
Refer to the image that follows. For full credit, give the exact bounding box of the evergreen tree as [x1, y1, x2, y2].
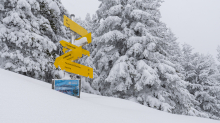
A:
[91, 0, 197, 115]
[182, 44, 220, 119]
[0, 0, 70, 82]
[217, 46, 220, 63]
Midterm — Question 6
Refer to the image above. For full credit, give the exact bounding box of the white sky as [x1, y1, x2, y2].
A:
[160, 0, 220, 61]
[61, 0, 220, 61]
[60, 0, 100, 19]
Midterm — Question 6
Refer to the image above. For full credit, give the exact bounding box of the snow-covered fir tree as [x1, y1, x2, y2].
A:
[89, 0, 200, 116]
[0, 0, 70, 82]
[181, 44, 220, 119]
[216, 46, 220, 74]
[0, 0, 219, 120]
[217, 46, 220, 63]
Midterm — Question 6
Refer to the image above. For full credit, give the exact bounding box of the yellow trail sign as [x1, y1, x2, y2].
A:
[55, 40, 93, 78]
[54, 51, 80, 68]
[60, 40, 81, 51]
[60, 40, 90, 56]
[62, 48, 90, 57]
[64, 15, 88, 36]
[54, 15, 93, 79]
[58, 59, 93, 78]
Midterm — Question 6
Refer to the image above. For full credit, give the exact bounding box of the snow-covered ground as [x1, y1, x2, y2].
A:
[0, 68, 218, 123]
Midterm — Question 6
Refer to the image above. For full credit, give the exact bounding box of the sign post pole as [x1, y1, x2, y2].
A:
[70, 14, 75, 44]
[53, 14, 93, 98]
[70, 14, 82, 98]
[63, 14, 76, 79]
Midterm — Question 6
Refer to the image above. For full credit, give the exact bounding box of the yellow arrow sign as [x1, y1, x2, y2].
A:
[54, 51, 80, 68]
[58, 59, 93, 78]
[55, 40, 93, 78]
[60, 40, 90, 56]
[64, 15, 88, 36]
[54, 15, 93, 79]
[60, 40, 81, 51]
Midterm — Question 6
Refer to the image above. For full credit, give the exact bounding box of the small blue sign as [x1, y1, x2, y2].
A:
[54, 80, 79, 96]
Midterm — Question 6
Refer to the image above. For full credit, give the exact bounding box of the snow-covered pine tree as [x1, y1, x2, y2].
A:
[0, 0, 70, 82]
[182, 44, 220, 119]
[91, 0, 197, 115]
[216, 46, 220, 74]
[217, 46, 220, 63]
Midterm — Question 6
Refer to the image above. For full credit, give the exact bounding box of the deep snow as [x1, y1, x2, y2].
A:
[0, 68, 218, 123]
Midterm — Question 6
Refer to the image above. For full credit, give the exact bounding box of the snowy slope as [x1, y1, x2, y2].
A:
[0, 68, 218, 123]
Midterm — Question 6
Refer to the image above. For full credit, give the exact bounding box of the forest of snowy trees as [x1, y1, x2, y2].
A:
[0, 0, 220, 120]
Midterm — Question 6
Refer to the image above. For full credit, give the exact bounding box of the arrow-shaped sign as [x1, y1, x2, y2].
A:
[58, 59, 93, 78]
[55, 40, 93, 78]
[64, 15, 88, 36]
[54, 15, 93, 79]
[60, 40, 90, 56]
[54, 50, 81, 68]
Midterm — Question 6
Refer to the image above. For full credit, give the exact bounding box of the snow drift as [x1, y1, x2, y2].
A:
[0, 68, 218, 123]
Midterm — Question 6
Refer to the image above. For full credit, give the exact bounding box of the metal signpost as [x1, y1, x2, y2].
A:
[52, 14, 93, 98]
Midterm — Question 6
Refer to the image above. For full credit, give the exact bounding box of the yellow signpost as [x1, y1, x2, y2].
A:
[60, 40, 90, 56]
[63, 15, 88, 36]
[54, 15, 93, 79]
[58, 59, 93, 79]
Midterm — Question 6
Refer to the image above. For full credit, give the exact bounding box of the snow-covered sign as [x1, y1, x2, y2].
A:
[54, 15, 93, 78]
[55, 57, 93, 78]
[53, 79, 80, 98]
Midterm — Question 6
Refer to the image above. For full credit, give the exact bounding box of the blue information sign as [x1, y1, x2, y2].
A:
[54, 80, 79, 96]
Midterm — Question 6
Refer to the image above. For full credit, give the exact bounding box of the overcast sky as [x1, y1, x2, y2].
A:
[61, 0, 220, 61]
[61, 0, 100, 19]
[160, 0, 220, 62]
